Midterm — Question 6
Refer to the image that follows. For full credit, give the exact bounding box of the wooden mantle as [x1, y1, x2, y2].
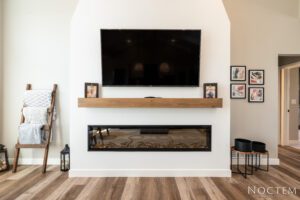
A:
[78, 98, 223, 108]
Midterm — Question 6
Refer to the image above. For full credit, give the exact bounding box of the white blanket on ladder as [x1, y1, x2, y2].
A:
[23, 89, 57, 120]
[23, 90, 52, 107]
[21, 89, 56, 142]
[19, 123, 44, 144]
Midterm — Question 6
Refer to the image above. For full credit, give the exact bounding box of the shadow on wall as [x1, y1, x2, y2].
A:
[53, 89, 63, 146]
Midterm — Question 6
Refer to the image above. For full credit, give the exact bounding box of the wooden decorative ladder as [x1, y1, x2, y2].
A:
[12, 84, 57, 173]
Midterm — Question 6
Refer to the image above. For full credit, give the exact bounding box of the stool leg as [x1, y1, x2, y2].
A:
[247, 154, 250, 166]
[251, 154, 254, 175]
[258, 153, 261, 168]
[267, 152, 269, 171]
[237, 152, 240, 173]
[247, 154, 252, 174]
[255, 153, 258, 171]
[230, 149, 232, 170]
[244, 154, 247, 178]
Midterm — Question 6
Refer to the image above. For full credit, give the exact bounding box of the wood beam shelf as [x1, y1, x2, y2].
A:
[78, 98, 223, 108]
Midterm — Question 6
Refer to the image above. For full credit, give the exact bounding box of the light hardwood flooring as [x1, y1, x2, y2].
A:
[0, 146, 299, 200]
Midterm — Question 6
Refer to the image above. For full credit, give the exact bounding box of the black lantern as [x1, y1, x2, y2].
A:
[60, 144, 70, 172]
[0, 144, 9, 172]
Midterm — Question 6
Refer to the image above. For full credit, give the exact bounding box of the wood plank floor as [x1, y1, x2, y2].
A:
[0, 146, 299, 200]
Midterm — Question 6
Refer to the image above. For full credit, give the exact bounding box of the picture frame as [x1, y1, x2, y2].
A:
[249, 70, 264, 85]
[230, 66, 246, 81]
[230, 84, 246, 99]
[85, 83, 99, 98]
[203, 83, 218, 98]
[248, 87, 264, 103]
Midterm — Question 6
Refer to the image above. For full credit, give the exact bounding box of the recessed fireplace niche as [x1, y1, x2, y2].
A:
[88, 125, 211, 151]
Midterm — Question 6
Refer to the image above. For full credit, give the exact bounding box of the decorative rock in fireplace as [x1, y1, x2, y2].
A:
[88, 125, 211, 151]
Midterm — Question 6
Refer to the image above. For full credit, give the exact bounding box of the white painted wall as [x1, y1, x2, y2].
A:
[223, 0, 300, 158]
[2, 0, 78, 163]
[69, 0, 231, 177]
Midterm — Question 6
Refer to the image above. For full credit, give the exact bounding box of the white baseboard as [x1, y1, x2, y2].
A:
[8, 157, 279, 177]
[231, 157, 280, 165]
[69, 169, 231, 177]
[8, 158, 60, 165]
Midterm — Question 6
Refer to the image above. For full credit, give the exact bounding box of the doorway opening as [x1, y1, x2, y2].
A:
[280, 55, 300, 149]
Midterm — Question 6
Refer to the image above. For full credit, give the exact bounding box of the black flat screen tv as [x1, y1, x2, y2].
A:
[101, 29, 201, 86]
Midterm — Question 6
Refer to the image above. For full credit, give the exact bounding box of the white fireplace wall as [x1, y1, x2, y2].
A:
[69, 0, 230, 177]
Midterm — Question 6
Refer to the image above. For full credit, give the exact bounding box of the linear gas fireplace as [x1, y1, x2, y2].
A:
[88, 125, 211, 151]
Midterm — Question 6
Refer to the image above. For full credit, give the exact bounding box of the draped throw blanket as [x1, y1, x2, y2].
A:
[23, 107, 48, 124]
[23, 90, 52, 107]
[18, 90, 53, 144]
[23, 90, 56, 120]
[19, 123, 44, 144]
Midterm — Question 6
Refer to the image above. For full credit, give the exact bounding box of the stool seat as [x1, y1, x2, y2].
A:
[254, 150, 268, 154]
[252, 141, 266, 153]
[231, 147, 256, 154]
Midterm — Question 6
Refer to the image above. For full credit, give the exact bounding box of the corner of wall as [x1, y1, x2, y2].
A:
[221, 0, 231, 25]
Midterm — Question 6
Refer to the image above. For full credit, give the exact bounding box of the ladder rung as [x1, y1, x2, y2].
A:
[15, 144, 47, 148]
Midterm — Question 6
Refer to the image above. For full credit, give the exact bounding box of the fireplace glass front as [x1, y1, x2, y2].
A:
[88, 125, 211, 151]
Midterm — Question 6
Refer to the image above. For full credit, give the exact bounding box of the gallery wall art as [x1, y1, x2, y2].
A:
[249, 70, 264, 85]
[230, 66, 246, 81]
[230, 66, 265, 103]
[248, 87, 264, 103]
[230, 84, 246, 99]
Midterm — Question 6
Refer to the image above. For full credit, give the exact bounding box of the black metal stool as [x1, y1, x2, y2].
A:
[231, 146, 255, 178]
[252, 141, 269, 172]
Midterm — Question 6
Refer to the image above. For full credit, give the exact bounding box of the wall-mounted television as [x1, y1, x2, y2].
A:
[101, 29, 201, 87]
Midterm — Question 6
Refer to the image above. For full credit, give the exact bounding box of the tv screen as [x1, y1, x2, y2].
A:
[101, 29, 201, 86]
